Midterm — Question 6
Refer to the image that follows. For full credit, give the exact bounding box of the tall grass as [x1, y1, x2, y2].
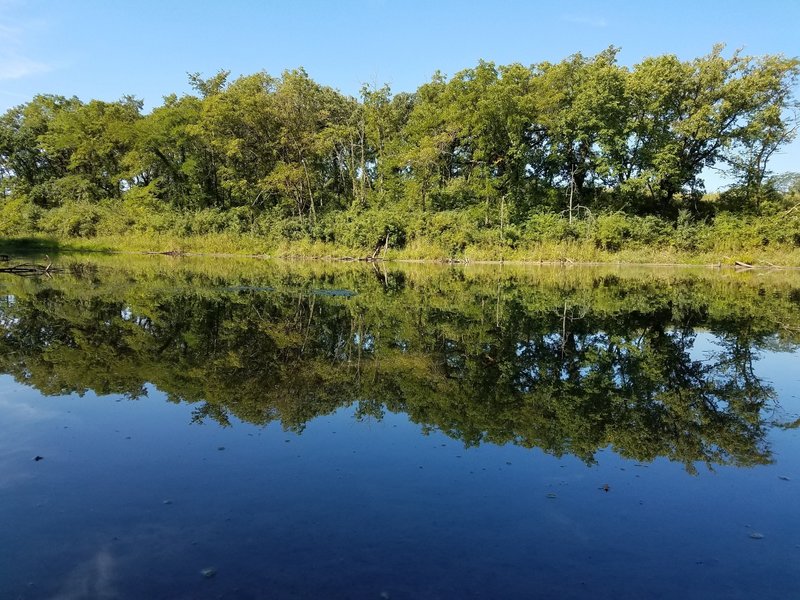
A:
[3, 197, 800, 265]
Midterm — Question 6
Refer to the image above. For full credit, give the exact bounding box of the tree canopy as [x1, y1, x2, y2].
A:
[1, 47, 798, 246]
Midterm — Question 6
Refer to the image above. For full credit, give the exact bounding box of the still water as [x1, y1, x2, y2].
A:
[1, 257, 799, 599]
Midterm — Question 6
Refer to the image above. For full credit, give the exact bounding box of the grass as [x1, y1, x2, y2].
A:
[3, 232, 800, 268]
[4, 195, 800, 266]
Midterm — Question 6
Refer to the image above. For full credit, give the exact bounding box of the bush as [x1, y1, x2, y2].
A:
[627, 216, 672, 247]
[323, 207, 409, 250]
[28, 176, 100, 208]
[0, 197, 43, 235]
[672, 210, 700, 251]
[593, 213, 631, 251]
[418, 210, 479, 255]
[433, 178, 476, 211]
[189, 208, 228, 234]
[39, 201, 103, 237]
[525, 213, 576, 242]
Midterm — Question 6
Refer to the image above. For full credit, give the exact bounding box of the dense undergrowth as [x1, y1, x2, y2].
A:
[3, 197, 800, 265]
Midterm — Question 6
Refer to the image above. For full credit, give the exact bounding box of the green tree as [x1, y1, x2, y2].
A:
[623, 46, 799, 215]
[0, 95, 80, 203]
[39, 96, 142, 202]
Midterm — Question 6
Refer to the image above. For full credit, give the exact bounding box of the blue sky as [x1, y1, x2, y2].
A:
[1, 0, 798, 184]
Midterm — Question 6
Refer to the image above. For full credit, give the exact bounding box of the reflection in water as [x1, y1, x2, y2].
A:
[53, 548, 116, 600]
[0, 261, 798, 473]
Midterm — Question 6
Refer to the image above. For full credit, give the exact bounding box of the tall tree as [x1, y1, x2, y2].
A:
[38, 96, 142, 202]
[0, 94, 80, 203]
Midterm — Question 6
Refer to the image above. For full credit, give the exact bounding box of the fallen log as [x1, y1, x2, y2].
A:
[0, 259, 61, 276]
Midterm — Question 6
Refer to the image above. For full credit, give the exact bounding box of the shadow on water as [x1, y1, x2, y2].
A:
[0, 237, 125, 262]
[0, 236, 67, 256]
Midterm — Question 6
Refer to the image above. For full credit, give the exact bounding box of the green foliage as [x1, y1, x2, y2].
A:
[526, 213, 576, 242]
[322, 207, 409, 249]
[0, 195, 42, 234]
[1, 48, 798, 261]
[27, 174, 99, 207]
[672, 209, 701, 251]
[625, 215, 673, 246]
[414, 210, 480, 255]
[593, 213, 631, 250]
[38, 200, 104, 237]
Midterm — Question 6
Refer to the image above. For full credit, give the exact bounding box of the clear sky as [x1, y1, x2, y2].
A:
[1, 0, 798, 184]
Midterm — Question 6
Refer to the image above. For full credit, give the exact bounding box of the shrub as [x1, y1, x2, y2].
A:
[39, 201, 103, 237]
[593, 213, 631, 251]
[324, 207, 410, 250]
[0, 197, 43, 235]
[28, 176, 100, 208]
[627, 216, 672, 247]
[525, 213, 575, 242]
[672, 210, 700, 251]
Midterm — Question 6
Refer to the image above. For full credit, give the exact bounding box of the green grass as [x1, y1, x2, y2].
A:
[4, 231, 800, 267]
[3, 197, 799, 265]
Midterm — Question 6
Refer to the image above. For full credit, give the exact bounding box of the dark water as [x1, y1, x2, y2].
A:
[1, 258, 799, 599]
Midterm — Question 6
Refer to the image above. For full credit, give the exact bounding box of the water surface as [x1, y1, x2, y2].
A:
[1, 258, 799, 599]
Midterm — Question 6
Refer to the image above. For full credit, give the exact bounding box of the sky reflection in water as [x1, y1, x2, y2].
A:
[1, 260, 799, 599]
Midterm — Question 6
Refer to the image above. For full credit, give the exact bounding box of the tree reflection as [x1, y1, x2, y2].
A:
[0, 264, 798, 472]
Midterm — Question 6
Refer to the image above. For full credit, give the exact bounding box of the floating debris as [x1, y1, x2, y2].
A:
[749, 532, 765, 540]
[200, 567, 217, 578]
[220, 286, 274, 293]
[599, 484, 610, 492]
[546, 493, 558, 499]
[311, 288, 357, 297]
[33, 456, 44, 462]
[778, 476, 790, 481]
[0, 259, 62, 277]
[163, 499, 173, 505]
[217, 446, 226, 451]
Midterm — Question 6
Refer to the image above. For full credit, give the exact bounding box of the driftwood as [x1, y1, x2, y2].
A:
[334, 234, 392, 262]
[145, 250, 186, 256]
[0, 257, 61, 276]
[369, 233, 391, 261]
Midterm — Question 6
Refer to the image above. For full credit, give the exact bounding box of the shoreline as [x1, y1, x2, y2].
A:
[11, 247, 800, 271]
[3, 235, 800, 270]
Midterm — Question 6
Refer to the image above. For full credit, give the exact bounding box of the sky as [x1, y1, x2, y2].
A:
[0, 0, 798, 185]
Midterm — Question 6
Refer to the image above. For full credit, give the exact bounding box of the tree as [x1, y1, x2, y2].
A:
[623, 46, 800, 215]
[126, 93, 205, 208]
[533, 48, 627, 215]
[0, 94, 80, 203]
[39, 96, 142, 202]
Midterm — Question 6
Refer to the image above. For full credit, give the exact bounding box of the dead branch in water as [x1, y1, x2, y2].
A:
[0, 256, 62, 277]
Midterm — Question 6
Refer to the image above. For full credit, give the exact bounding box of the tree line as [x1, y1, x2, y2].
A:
[1, 46, 798, 247]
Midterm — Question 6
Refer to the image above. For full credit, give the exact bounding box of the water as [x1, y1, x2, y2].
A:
[1, 258, 799, 599]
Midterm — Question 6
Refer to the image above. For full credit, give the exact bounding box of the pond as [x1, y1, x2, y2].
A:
[1, 257, 799, 599]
